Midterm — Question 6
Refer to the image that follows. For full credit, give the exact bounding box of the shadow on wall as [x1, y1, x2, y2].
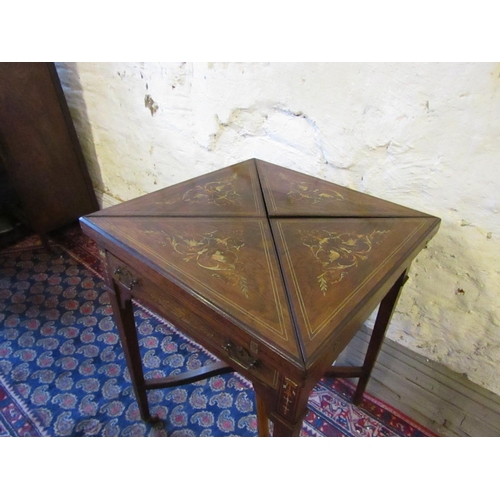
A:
[54, 62, 105, 207]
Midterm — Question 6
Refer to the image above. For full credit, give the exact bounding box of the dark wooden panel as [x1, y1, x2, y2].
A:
[0, 62, 98, 234]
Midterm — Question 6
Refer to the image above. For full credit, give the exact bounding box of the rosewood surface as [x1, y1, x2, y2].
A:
[80, 158, 440, 436]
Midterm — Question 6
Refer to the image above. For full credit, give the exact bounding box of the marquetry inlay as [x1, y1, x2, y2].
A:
[82, 159, 440, 373]
[157, 173, 242, 207]
[273, 216, 435, 361]
[299, 228, 390, 294]
[279, 174, 345, 205]
[145, 228, 250, 298]
[278, 377, 299, 417]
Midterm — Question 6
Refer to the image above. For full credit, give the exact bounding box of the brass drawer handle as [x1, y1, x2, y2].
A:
[114, 266, 139, 290]
[223, 340, 259, 371]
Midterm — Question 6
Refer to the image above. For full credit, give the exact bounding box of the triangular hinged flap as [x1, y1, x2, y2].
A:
[86, 216, 302, 362]
[256, 159, 431, 218]
[271, 217, 439, 364]
[91, 159, 266, 217]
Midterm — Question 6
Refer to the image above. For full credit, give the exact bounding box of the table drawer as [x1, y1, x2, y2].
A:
[106, 251, 279, 389]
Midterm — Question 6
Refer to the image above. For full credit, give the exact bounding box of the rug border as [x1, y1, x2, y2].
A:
[337, 378, 438, 437]
[0, 373, 49, 437]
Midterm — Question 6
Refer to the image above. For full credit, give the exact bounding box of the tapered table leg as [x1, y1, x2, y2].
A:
[255, 392, 270, 437]
[107, 285, 156, 422]
[352, 269, 409, 405]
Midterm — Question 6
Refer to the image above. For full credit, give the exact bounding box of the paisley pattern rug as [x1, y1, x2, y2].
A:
[0, 224, 435, 437]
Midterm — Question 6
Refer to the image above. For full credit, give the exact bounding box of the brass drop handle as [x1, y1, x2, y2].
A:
[114, 266, 139, 290]
[223, 340, 259, 371]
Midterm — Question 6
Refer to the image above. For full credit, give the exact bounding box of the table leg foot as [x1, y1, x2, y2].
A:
[352, 391, 364, 407]
[145, 414, 161, 425]
[271, 418, 303, 437]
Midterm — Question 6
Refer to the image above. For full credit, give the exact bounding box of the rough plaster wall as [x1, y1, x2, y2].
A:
[56, 62, 500, 396]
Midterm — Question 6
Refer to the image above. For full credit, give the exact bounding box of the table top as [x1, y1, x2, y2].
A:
[80, 159, 440, 371]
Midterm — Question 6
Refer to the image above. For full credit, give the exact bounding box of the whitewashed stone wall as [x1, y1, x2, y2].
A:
[56, 62, 500, 396]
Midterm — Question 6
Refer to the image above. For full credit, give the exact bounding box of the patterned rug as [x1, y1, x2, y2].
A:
[0, 224, 435, 437]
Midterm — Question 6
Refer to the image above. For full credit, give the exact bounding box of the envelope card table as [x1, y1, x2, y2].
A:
[79, 159, 440, 436]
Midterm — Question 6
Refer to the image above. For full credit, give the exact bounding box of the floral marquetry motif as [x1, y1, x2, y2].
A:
[279, 174, 345, 205]
[158, 173, 242, 207]
[145, 229, 250, 298]
[299, 228, 390, 294]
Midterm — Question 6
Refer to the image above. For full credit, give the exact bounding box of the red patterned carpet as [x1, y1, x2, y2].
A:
[0, 223, 435, 437]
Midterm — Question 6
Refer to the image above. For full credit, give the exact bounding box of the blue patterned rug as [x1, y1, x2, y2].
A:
[0, 225, 434, 437]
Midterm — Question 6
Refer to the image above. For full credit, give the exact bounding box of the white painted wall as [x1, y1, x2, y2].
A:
[56, 62, 500, 396]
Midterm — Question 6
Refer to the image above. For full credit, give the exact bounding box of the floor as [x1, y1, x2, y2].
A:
[337, 326, 500, 437]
